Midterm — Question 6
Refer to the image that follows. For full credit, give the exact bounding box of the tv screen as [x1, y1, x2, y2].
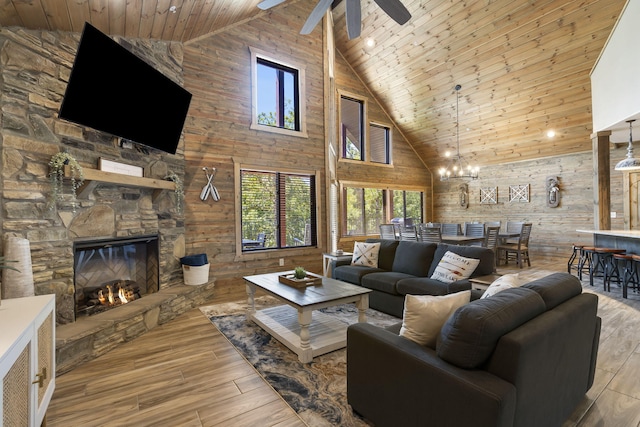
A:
[59, 23, 192, 155]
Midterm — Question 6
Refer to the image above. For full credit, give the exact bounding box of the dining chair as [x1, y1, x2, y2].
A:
[416, 223, 442, 243]
[497, 223, 533, 268]
[379, 224, 397, 240]
[483, 226, 501, 270]
[504, 221, 524, 244]
[484, 221, 501, 231]
[441, 223, 462, 236]
[464, 223, 485, 237]
[399, 225, 418, 241]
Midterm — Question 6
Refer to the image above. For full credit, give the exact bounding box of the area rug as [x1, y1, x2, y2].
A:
[200, 297, 399, 427]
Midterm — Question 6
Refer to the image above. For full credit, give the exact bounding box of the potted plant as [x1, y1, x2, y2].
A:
[48, 152, 84, 211]
[294, 266, 307, 280]
[164, 170, 184, 214]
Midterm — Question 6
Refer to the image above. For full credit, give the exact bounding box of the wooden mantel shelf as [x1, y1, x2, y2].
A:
[64, 165, 175, 200]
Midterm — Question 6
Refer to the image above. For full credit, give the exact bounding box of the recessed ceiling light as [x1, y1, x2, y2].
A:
[547, 130, 556, 138]
[365, 38, 375, 48]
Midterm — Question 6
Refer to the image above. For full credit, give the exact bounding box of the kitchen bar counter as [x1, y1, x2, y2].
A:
[577, 229, 640, 253]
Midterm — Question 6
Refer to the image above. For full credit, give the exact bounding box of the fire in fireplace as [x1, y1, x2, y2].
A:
[73, 235, 159, 319]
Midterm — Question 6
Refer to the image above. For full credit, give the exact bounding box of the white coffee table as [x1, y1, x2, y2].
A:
[244, 271, 371, 363]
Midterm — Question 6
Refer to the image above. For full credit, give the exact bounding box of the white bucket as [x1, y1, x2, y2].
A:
[182, 263, 210, 286]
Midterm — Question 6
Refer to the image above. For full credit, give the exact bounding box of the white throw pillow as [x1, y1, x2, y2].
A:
[430, 251, 480, 284]
[480, 273, 521, 298]
[400, 291, 471, 348]
[351, 241, 381, 268]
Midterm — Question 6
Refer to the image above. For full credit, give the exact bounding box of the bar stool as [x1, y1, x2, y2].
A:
[568, 244, 589, 279]
[613, 253, 635, 294]
[581, 247, 598, 286]
[589, 247, 625, 290]
[627, 255, 640, 298]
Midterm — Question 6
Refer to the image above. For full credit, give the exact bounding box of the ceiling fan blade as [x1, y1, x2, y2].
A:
[373, 0, 411, 25]
[300, 0, 334, 34]
[345, 0, 361, 39]
[257, 0, 286, 10]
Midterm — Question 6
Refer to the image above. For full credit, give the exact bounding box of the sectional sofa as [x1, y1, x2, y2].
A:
[331, 239, 495, 317]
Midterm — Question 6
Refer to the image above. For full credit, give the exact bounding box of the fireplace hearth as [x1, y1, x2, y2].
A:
[73, 235, 159, 319]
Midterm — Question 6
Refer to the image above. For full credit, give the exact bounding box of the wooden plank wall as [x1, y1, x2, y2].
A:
[433, 148, 628, 261]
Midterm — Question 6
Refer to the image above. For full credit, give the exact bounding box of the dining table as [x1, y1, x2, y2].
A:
[441, 235, 485, 245]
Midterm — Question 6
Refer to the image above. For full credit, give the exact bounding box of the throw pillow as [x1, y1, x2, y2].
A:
[430, 251, 480, 284]
[351, 241, 381, 268]
[480, 273, 521, 299]
[400, 291, 471, 348]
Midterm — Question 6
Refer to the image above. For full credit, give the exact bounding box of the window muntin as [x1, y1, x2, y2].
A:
[241, 169, 316, 251]
[256, 58, 300, 131]
[341, 96, 364, 160]
[370, 123, 390, 164]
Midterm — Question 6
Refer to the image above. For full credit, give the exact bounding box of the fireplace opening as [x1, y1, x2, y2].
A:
[73, 235, 159, 319]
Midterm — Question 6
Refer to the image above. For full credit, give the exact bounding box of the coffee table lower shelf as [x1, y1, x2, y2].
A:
[249, 305, 348, 363]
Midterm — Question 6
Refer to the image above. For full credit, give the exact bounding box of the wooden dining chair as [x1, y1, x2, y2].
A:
[379, 224, 397, 240]
[484, 221, 501, 231]
[416, 223, 442, 243]
[504, 221, 524, 244]
[483, 226, 501, 270]
[498, 223, 533, 268]
[399, 225, 418, 241]
[441, 223, 462, 236]
[464, 223, 485, 237]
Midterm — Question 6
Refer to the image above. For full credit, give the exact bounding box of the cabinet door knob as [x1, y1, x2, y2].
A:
[32, 368, 47, 388]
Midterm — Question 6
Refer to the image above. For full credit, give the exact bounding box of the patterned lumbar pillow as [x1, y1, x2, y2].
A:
[400, 291, 471, 348]
[430, 251, 480, 283]
[351, 242, 381, 268]
[480, 273, 521, 299]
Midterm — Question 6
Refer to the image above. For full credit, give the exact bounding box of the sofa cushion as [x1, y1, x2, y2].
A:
[361, 272, 415, 294]
[351, 241, 381, 267]
[333, 265, 384, 284]
[365, 239, 399, 271]
[396, 277, 471, 296]
[391, 241, 437, 276]
[428, 244, 495, 278]
[430, 251, 480, 283]
[400, 291, 471, 348]
[480, 273, 521, 299]
[520, 272, 582, 310]
[437, 287, 546, 369]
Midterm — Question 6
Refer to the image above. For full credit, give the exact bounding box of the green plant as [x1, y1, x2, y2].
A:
[48, 152, 84, 212]
[0, 256, 20, 272]
[165, 171, 184, 215]
[294, 266, 307, 279]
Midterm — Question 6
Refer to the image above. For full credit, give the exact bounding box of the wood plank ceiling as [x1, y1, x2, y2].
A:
[0, 0, 629, 170]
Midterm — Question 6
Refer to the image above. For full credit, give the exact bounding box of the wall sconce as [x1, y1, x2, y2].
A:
[546, 176, 560, 208]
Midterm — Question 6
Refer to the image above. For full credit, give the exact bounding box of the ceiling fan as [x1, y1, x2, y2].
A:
[257, 0, 411, 40]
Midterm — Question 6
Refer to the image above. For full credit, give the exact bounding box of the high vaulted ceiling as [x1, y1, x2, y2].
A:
[0, 0, 629, 170]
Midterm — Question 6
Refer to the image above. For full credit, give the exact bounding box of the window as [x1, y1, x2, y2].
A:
[241, 169, 316, 251]
[250, 48, 307, 137]
[370, 123, 390, 164]
[341, 96, 364, 160]
[341, 185, 424, 236]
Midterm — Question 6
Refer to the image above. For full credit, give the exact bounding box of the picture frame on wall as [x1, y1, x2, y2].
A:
[509, 184, 530, 203]
[480, 187, 498, 204]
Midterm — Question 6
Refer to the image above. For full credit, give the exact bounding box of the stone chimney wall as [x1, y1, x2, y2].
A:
[0, 27, 187, 324]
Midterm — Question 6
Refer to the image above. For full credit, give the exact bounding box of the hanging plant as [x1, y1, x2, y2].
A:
[48, 152, 85, 212]
[165, 170, 184, 215]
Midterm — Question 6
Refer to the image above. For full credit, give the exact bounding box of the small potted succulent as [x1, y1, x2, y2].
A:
[294, 266, 307, 280]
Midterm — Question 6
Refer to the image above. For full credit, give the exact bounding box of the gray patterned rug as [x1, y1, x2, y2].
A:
[200, 297, 399, 427]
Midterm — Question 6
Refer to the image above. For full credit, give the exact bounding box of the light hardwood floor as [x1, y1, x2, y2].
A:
[46, 258, 640, 427]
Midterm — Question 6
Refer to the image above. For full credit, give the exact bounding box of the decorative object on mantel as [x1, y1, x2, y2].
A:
[545, 176, 560, 208]
[439, 85, 479, 181]
[509, 184, 530, 203]
[614, 120, 640, 171]
[278, 268, 322, 288]
[480, 187, 498, 204]
[1, 236, 34, 301]
[458, 184, 469, 209]
[98, 158, 144, 177]
[49, 152, 84, 212]
[258, 0, 411, 40]
[164, 171, 184, 214]
[200, 167, 220, 202]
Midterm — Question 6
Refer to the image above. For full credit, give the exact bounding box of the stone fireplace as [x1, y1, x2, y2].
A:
[73, 235, 159, 319]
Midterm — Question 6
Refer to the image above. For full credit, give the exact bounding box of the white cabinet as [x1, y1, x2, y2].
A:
[0, 295, 55, 427]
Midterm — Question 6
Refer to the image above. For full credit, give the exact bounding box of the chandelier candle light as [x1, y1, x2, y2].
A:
[614, 119, 640, 171]
[439, 84, 479, 181]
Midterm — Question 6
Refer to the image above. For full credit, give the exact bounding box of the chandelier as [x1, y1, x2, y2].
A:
[439, 84, 479, 181]
[614, 119, 640, 171]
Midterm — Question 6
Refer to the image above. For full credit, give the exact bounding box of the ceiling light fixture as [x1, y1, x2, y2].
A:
[439, 84, 479, 181]
[615, 119, 640, 171]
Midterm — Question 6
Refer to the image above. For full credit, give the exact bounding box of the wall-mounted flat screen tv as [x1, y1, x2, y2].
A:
[59, 22, 192, 155]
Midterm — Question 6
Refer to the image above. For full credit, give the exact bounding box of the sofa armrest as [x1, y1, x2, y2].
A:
[347, 323, 516, 427]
